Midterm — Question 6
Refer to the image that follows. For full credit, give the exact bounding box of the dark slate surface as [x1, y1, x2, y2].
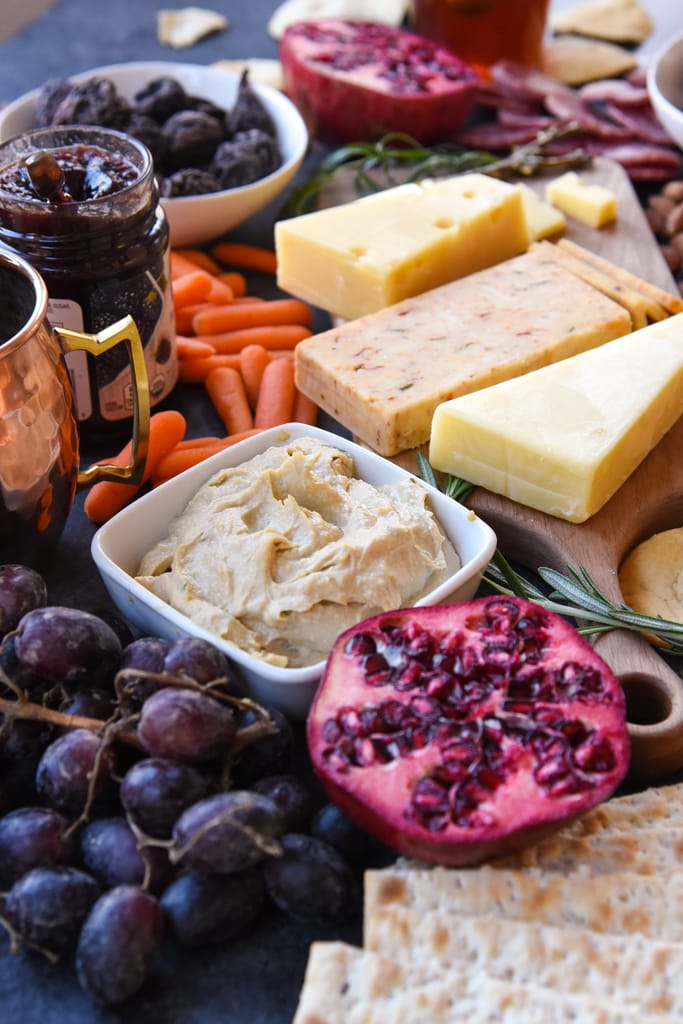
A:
[0, 4, 360, 1021]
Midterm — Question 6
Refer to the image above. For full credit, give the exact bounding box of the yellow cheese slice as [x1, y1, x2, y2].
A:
[545, 171, 618, 228]
[295, 247, 631, 456]
[429, 315, 683, 523]
[276, 174, 531, 321]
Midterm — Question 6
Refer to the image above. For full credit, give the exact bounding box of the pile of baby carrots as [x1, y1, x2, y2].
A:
[84, 241, 320, 524]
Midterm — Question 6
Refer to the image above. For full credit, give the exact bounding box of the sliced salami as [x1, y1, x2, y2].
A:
[488, 60, 572, 102]
[578, 79, 651, 107]
[544, 90, 629, 138]
[601, 102, 674, 146]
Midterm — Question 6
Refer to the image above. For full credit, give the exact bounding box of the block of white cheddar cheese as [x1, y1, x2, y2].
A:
[275, 173, 531, 321]
[429, 314, 683, 523]
[294, 247, 632, 456]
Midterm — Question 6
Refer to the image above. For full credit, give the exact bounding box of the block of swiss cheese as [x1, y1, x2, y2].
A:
[429, 312, 683, 522]
[276, 173, 531, 321]
[294, 247, 632, 456]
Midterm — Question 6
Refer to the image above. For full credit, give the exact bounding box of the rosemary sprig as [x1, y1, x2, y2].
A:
[285, 124, 591, 216]
[418, 466, 683, 658]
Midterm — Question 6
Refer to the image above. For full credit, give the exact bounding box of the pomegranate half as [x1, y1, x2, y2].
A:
[307, 596, 630, 866]
[279, 19, 480, 144]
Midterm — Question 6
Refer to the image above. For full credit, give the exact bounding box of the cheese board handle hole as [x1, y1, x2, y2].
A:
[622, 674, 673, 727]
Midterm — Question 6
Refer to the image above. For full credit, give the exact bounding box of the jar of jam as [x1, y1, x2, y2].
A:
[0, 126, 177, 442]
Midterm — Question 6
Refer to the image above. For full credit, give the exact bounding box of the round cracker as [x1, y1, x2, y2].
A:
[619, 527, 683, 624]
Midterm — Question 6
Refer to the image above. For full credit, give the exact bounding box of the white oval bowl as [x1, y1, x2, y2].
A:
[0, 61, 309, 248]
[647, 31, 683, 150]
[91, 424, 497, 719]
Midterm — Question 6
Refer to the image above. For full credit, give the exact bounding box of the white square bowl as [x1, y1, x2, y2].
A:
[91, 424, 497, 718]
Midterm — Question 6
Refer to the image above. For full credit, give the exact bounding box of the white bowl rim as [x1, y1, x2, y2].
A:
[647, 29, 683, 123]
[0, 59, 309, 199]
[91, 423, 497, 689]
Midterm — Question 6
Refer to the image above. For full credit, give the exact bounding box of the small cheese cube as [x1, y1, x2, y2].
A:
[545, 171, 618, 228]
[429, 315, 683, 523]
[275, 174, 531, 321]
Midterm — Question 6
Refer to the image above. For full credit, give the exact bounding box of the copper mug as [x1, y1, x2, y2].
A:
[0, 248, 150, 566]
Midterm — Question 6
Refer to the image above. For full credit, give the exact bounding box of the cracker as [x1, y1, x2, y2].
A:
[531, 240, 662, 327]
[557, 238, 683, 316]
[619, 527, 683, 623]
[541, 36, 638, 85]
[550, 0, 653, 44]
[366, 907, 683, 1018]
[157, 6, 228, 48]
[492, 826, 683, 874]
[292, 941, 675, 1024]
[364, 865, 683, 941]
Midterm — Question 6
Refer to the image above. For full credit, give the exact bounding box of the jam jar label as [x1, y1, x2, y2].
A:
[57, 248, 177, 423]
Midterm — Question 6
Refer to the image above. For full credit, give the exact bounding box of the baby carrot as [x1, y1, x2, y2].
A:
[206, 324, 312, 355]
[254, 357, 296, 430]
[175, 248, 223, 276]
[175, 301, 213, 335]
[207, 277, 234, 305]
[151, 429, 261, 485]
[292, 388, 319, 426]
[239, 344, 271, 410]
[170, 250, 201, 279]
[210, 241, 277, 274]
[192, 299, 313, 336]
[218, 271, 247, 297]
[175, 335, 216, 360]
[172, 269, 214, 309]
[83, 410, 187, 523]
[177, 353, 242, 383]
[205, 366, 254, 434]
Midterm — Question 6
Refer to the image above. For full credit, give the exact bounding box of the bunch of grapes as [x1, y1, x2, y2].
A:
[0, 564, 389, 1007]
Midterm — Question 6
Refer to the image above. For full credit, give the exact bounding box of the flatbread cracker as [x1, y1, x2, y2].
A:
[619, 528, 683, 623]
[550, 0, 653, 44]
[157, 6, 228, 49]
[365, 908, 683, 1018]
[493, 825, 683, 874]
[292, 941, 675, 1024]
[557, 238, 683, 316]
[542, 36, 638, 85]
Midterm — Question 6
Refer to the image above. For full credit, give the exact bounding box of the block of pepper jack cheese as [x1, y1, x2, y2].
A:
[429, 314, 683, 523]
[294, 247, 632, 456]
[275, 173, 531, 321]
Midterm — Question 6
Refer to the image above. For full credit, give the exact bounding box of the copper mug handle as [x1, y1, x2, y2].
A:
[56, 315, 151, 487]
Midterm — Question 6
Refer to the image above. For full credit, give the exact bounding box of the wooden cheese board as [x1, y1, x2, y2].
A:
[321, 157, 683, 783]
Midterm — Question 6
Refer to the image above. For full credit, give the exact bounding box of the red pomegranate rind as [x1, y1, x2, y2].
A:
[307, 596, 630, 867]
[279, 20, 480, 144]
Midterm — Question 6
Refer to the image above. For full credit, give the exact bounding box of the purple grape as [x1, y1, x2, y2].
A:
[0, 806, 77, 886]
[58, 688, 117, 723]
[5, 866, 100, 952]
[75, 885, 164, 1005]
[36, 728, 115, 816]
[13, 607, 122, 688]
[163, 636, 232, 685]
[0, 717, 55, 761]
[161, 866, 266, 947]
[172, 790, 284, 874]
[0, 564, 48, 637]
[263, 833, 360, 925]
[251, 774, 314, 833]
[118, 636, 170, 706]
[231, 705, 294, 784]
[120, 757, 211, 838]
[80, 817, 174, 895]
[310, 802, 377, 867]
[137, 687, 236, 763]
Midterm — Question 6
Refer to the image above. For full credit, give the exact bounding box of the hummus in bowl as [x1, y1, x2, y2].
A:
[91, 424, 496, 717]
[135, 437, 460, 668]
